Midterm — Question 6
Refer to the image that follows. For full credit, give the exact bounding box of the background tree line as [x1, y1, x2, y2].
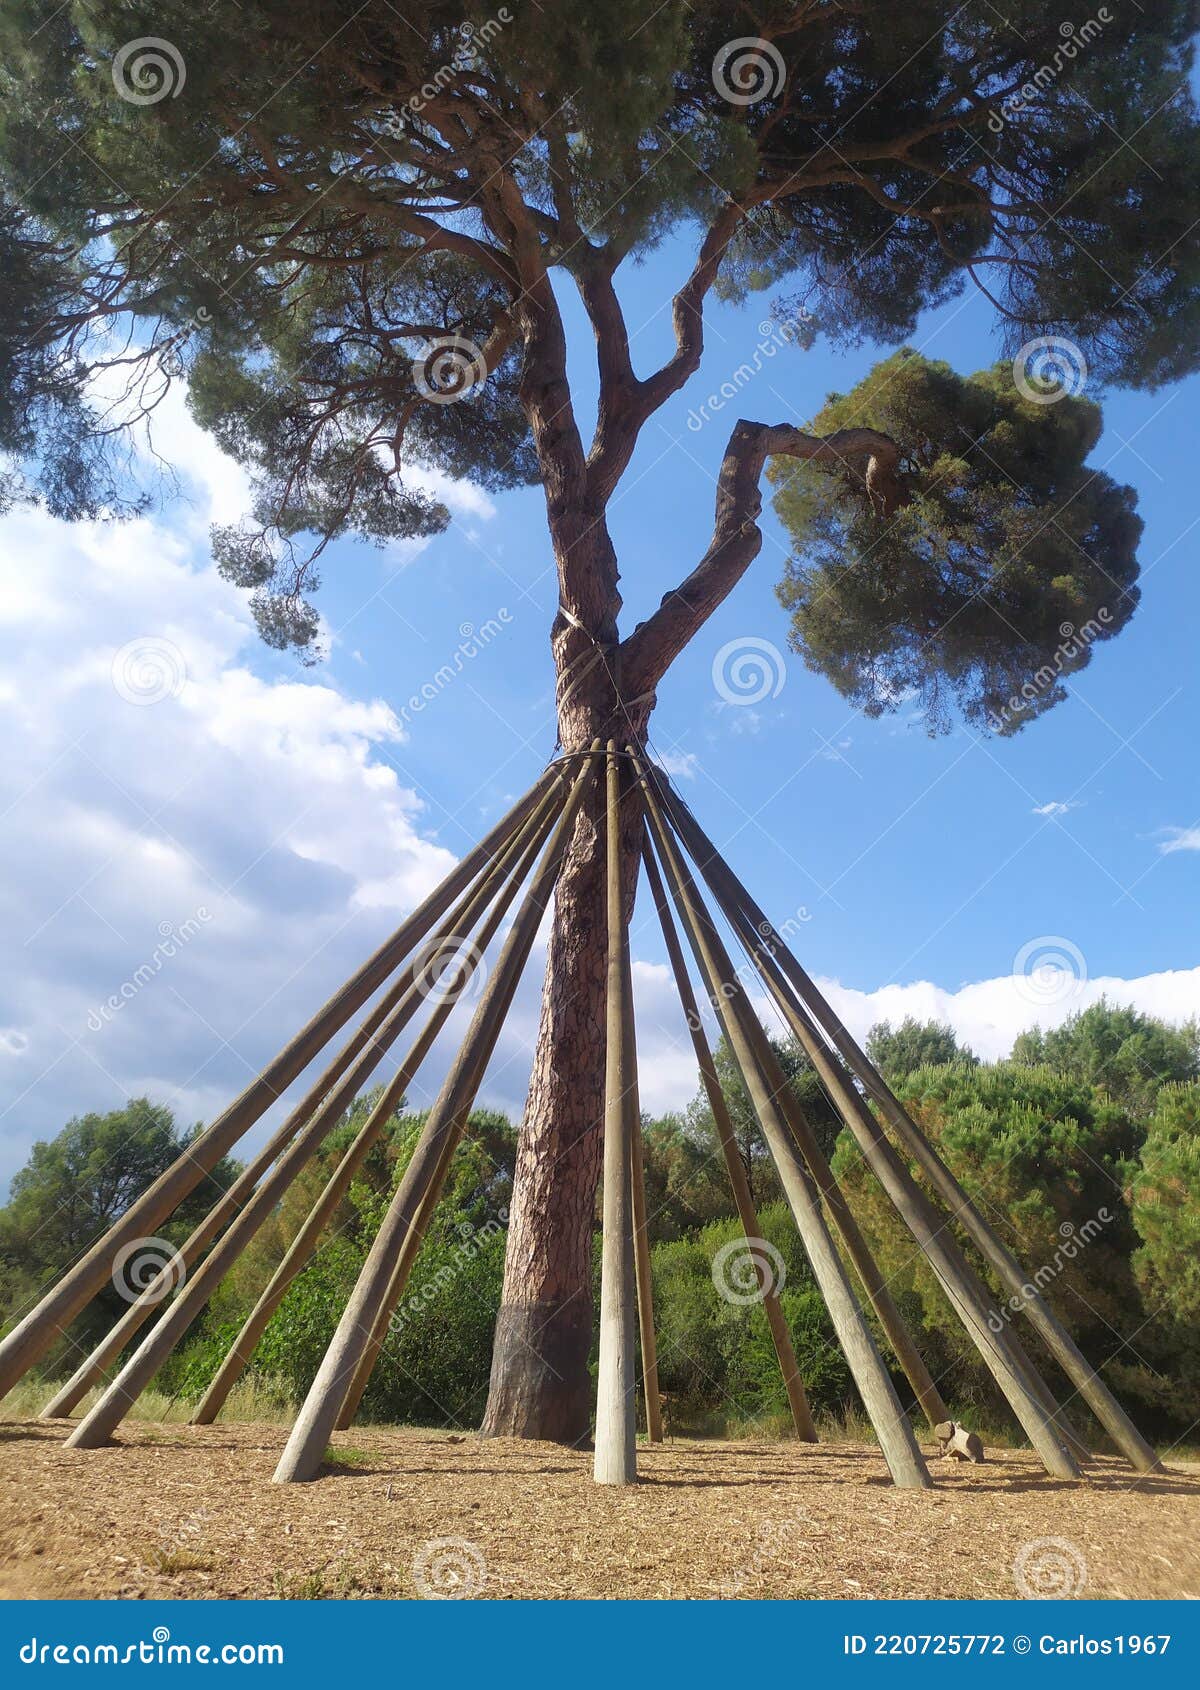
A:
[2, 999, 1197, 1442]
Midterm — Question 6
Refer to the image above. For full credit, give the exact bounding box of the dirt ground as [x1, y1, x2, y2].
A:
[1, 1417, 1197, 1601]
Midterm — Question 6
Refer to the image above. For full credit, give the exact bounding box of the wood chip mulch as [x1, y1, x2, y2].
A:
[1, 1418, 1197, 1601]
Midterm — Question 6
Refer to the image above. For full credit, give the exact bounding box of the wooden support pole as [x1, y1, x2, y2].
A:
[62, 779, 569, 1453]
[333, 1129, 456, 1431]
[634, 758, 930, 1490]
[654, 778, 1154, 1474]
[272, 750, 600, 1483]
[594, 743, 640, 1485]
[42, 780, 565, 1422]
[622, 762, 662, 1446]
[688, 829, 1084, 1476]
[191, 783, 566, 1425]
[630, 1108, 664, 1444]
[632, 760, 946, 1439]
[310, 795, 568, 1436]
[640, 839, 818, 1442]
[0, 772, 559, 1404]
[717, 886, 1090, 1466]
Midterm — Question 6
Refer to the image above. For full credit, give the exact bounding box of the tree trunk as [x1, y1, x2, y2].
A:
[481, 605, 649, 1443]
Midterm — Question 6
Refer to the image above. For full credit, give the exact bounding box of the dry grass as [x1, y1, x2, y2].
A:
[0, 1375, 295, 1425]
[1, 1415, 1198, 1601]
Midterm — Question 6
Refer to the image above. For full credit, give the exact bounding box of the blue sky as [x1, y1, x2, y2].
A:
[2, 231, 1199, 1190]
[307, 248, 1200, 1010]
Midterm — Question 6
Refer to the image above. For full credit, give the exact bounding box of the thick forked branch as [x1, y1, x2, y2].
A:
[584, 200, 746, 506]
[620, 419, 905, 701]
[636, 199, 746, 416]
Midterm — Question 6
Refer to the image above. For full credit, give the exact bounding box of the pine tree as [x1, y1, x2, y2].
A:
[3, 1, 1199, 1439]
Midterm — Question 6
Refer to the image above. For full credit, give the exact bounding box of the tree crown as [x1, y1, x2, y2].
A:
[2, 1, 1197, 724]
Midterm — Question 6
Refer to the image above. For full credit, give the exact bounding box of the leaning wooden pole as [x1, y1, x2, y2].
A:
[272, 749, 600, 1483]
[594, 743, 640, 1484]
[0, 771, 559, 1403]
[737, 906, 1088, 1461]
[620, 757, 662, 1446]
[629, 1108, 664, 1444]
[635, 758, 930, 1489]
[43, 779, 565, 1422]
[714, 874, 1090, 1465]
[191, 783, 567, 1425]
[640, 838, 818, 1442]
[333, 1085, 472, 1431]
[655, 778, 1155, 1475]
[332, 1173, 442, 1431]
[63, 782, 569, 1452]
[634, 754, 947, 1437]
[681, 812, 1084, 1476]
[331, 800, 574, 1434]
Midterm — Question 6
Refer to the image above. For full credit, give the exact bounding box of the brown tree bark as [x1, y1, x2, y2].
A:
[477, 193, 906, 1443]
[480, 600, 649, 1443]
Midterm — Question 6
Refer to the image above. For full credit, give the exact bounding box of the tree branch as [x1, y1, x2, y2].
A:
[620, 419, 906, 700]
[582, 200, 747, 506]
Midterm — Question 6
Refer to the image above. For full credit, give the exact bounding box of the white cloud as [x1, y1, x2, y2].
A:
[629, 959, 713, 1114]
[1158, 824, 1200, 855]
[1032, 800, 1078, 818]
[4, 378, 1195, 1203]
[652, 748, 700, 781]
[407, 463, 498, 523]
[0, 478, 465, 1184]
[816, 965, 1200, 1063]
